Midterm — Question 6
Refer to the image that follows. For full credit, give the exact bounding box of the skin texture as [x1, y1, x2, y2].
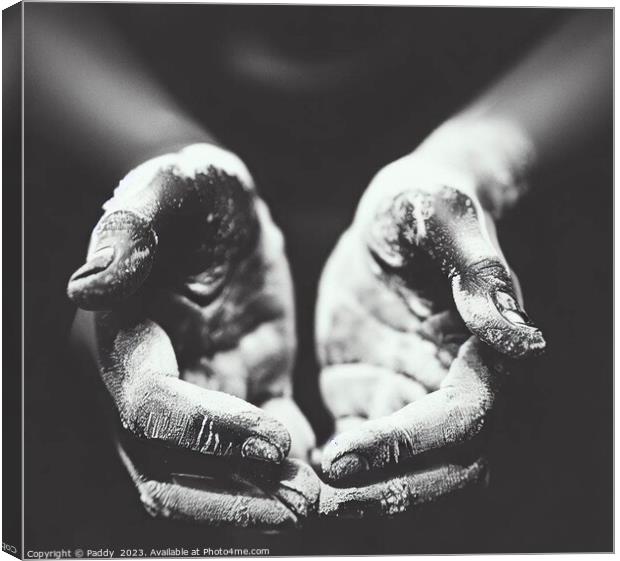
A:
[58, 13, 612, 526]
[68, 143, 316, 526]
[117, 434, 321, 528]
[318, 458, 488, 518]
[68, 137, 544, 524]
[314, 137, 546, 516]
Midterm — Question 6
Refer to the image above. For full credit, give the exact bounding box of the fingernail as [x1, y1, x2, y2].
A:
[494, 291, 532, 326]
[242, 437, 282, 463]
[502, 309, 530, 325]
[69, 246, 115, 282]
[494, 290, 547, 356]
[329, 453, 368, 480]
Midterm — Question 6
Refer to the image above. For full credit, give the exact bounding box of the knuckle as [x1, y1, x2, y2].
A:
[460, 257, 510, 283]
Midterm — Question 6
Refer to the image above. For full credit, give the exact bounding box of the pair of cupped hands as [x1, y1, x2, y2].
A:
[67, 126, 545, 529]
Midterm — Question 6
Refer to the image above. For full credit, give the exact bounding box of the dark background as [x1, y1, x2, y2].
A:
[20, 4, 612, 554]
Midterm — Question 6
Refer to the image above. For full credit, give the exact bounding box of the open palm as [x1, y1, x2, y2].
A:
[68, 144, 316, 527]
[316, 152, 545, 517]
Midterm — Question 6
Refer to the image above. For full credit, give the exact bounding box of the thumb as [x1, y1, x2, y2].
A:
[67, 144, 254, 310]
[368, 184, 545, 358]
[66, 152, 169, 310]
[67, 209, 157, 310]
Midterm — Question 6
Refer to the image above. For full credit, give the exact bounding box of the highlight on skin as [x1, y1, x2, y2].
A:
[57, 10, 611, 525]
[68, 144, 317, 523]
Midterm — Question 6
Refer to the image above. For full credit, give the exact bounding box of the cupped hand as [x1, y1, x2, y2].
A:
[315, 138, 545, 517]
[68, 143, 316, 527]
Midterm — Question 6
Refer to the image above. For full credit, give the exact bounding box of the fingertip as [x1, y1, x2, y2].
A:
[242, 413, 291, 464]
[482, 312, 547, 360]
[453, 276, 546, 359]
[241, 436, 283, 463]
[67, 211, 157, 310]
[320, 435, 370, 482]
[327, 452, 368, 481]
[508, 325, 546, 359]
[320, 442, 339, 480]
[67, 246, 116, 305]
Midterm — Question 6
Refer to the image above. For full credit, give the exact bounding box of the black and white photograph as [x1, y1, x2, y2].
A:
[2, 1, 614, 557]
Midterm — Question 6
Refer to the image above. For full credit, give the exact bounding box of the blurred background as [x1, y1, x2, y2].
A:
[19, 4, 611, 553]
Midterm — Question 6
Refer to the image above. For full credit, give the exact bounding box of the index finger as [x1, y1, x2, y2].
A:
[90, 306, 291, 463]
[321, 338, 502, 481]
[67, 144, 257, 310]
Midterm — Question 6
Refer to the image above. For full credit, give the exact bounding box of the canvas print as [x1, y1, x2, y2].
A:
[2, 2, 613, 557]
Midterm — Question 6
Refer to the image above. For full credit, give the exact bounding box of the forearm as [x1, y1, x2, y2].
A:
[25, 5, 215, 173]
[466, 11, 612, 162]
[413, 11, 611, 217]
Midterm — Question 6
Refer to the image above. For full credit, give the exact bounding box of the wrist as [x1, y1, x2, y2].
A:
[415, 116, 536, 218]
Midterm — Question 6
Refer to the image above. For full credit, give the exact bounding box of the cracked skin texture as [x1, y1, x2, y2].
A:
[68, 145, 547, 523]
[68, 144, 316, 526]
[119, 438, 321, 528]
[314, 156, 545, 515]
